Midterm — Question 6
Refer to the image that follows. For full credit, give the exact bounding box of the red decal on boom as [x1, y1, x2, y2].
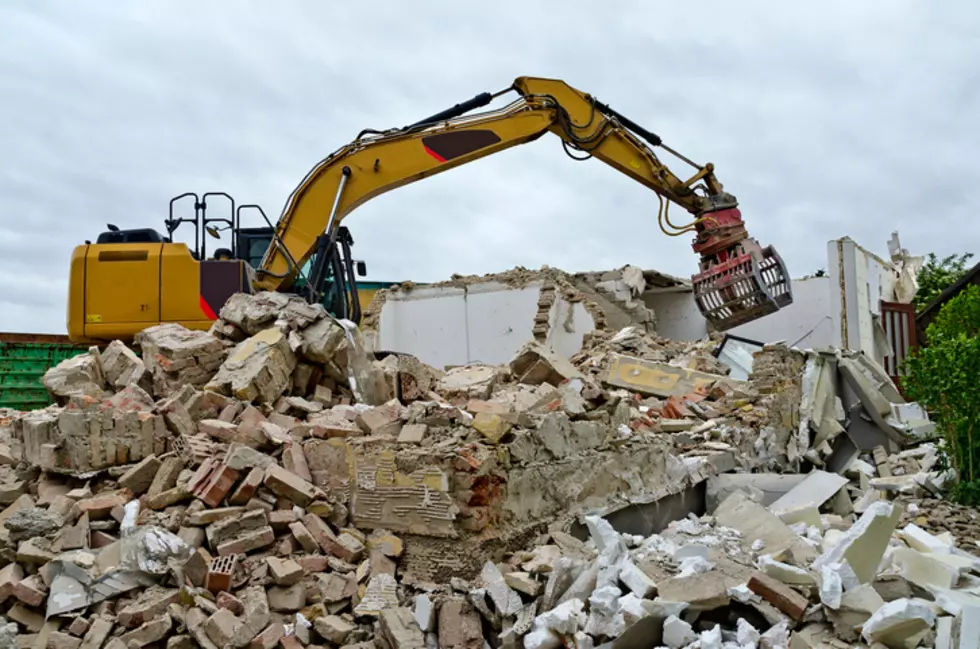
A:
[424, 145, 447, 163]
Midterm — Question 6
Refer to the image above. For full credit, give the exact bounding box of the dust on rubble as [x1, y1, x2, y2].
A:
[0, 289, 953, 649]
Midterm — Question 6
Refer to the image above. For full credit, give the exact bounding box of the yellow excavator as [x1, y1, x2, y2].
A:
[67, 76, 792, 344]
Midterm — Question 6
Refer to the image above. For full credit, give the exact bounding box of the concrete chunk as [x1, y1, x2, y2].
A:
[378, 608, 425, 649]
[205, 327, 297, 404]
[510, 341, 584, 387]
[714, 492, 818, 566]
[100, 340, 147, 389]
[861, 598, 935, 649]
[117, 455, 161, 495]
[813, 500, 902, 584]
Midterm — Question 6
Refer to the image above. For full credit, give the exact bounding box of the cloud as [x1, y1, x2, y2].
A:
[1, 0, 977, 333]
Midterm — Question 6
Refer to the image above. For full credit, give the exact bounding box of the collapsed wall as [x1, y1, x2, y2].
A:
[0, 280, 950, 649]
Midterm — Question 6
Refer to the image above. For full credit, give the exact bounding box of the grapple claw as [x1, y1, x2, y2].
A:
[690, 207, 792, 331]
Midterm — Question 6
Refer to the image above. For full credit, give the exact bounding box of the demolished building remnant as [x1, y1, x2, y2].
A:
[0, 287, 953, 649]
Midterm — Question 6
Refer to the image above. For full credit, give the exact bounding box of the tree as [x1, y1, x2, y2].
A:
[903, 285, 980, 504]
[913, 252, 974, 311]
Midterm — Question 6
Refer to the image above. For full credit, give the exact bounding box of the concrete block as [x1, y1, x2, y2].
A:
[396, 423, 427, 444]
[480, 561, 523, 617]
[769, 470, 849, 517]
[472, 412, 512, 444]
[435, 366, 495, 400]
[618, 559, 657, 598]
[759, 555, 816, 586]
[899, 523, 954, 554]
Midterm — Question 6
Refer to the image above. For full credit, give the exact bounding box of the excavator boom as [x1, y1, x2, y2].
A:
[258, 77, 791, 330]
[67, 76, 791, 344]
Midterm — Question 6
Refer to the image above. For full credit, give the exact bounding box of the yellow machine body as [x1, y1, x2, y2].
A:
[68, 242, 250, 344]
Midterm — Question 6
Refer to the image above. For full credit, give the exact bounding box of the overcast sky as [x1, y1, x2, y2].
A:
[2, 2, 977, 334]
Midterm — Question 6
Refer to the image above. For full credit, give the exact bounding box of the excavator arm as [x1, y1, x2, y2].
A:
[258, 77, 791, 330]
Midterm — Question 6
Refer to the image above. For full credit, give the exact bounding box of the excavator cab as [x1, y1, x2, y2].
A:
[234, 217, 365, 322]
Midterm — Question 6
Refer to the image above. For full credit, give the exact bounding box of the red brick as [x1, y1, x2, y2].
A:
[294, 555, 330, 574]
[12, 574, 45, 607]
[216, 527, 275, 556]
[77, 489, 133, 519]
[747, 572, 809, 620]
[228, 467, 264, 506]
[206, 555, 238, 593]
[267, 510, 298, 531]
[192, 462, 240, 508]
[288, 522, 319, 553]
[0, 563, 23, 603]
[301, 514, 362, 562]
[282, 444, 312, 483]
[279, 635, 303, 649]
[263, 465, 317, 507]
[250, 623, 284, 649]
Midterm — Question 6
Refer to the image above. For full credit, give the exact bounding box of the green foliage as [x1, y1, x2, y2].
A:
[929, 284, 980, 341]
[903, 286, 980, 505]
[913, 252, 974, 311]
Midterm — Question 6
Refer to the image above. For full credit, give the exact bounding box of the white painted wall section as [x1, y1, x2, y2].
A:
[643, 291, 707, 341]
[729, 276, 835, 348]
[375, 280, 596, 369]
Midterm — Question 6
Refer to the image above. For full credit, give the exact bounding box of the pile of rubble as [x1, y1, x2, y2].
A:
[0, 288, 955, 649]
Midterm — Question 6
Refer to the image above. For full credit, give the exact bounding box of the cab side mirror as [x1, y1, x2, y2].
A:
[356, 261, 367, 277]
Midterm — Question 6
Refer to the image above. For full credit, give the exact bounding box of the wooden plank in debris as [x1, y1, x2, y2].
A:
[602, 353, 744, 398]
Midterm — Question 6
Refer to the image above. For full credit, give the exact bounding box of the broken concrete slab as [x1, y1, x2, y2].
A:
[714, 492, 818, 566]
[769, 470, 849, 517]
[813, 500, 902, 584]
[603, 353, 741, 398]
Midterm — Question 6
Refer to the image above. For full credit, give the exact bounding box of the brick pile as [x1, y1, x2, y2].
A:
[0, 290, 947, 649]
